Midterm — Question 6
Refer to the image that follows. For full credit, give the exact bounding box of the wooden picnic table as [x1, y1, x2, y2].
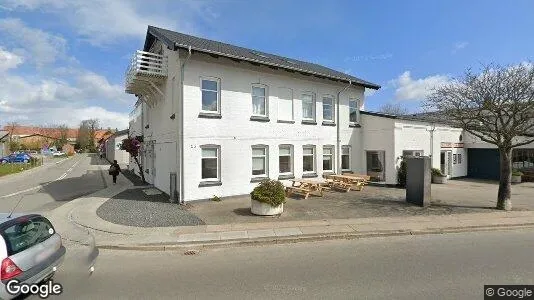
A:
[324, 174, 369, 192]
[286, 179, 328, 198]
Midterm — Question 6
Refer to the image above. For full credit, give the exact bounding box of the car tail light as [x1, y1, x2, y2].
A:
[1, 258, 22, 280]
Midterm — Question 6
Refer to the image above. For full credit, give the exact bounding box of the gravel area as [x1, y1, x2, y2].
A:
[97, 188, 205, 227]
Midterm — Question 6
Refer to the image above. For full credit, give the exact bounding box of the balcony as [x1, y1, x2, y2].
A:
[125, 50, 168, 100]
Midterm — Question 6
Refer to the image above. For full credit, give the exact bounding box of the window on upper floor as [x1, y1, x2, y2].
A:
[322, 96, 334, 122]
[252, 85, 268, 117]
[349, 98, 359, 123]
[302, 93, 316, 121]
[201, 78, 220, 113]
[277, 88, 294, 122]
[252, 145, 268, 177]
[323, 146, 334, 172]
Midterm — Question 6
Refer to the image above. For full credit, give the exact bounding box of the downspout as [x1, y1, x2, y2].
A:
[178, 45, 192, 204]
[429, 123, 436, 167]
[336, 80, 352, 174]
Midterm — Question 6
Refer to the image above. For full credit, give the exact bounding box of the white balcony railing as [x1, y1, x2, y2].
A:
[125, 50, 168, 95]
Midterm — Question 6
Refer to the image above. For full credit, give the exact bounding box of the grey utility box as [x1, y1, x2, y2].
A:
[405, 156, 431, 207]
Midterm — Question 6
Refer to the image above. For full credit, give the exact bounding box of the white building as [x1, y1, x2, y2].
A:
[125, 26, 534, 201]
[104, 129, 130, 166]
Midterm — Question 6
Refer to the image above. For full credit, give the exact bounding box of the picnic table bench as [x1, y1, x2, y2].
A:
[285, 179, 327, 199]
[324, 174, 370, 192]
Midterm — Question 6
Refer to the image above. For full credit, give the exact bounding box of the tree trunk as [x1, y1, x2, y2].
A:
[497, 148, 513, 210]
[133, 156, 146, 183]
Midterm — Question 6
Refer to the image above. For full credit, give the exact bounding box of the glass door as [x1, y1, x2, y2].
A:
[366, 151, 386, 182]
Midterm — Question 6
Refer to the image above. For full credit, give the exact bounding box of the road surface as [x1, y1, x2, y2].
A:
[53, 229, 534, 299]
[0, 154, 107, 213]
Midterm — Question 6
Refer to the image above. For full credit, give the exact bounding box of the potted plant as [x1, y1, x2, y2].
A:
[512, 170, 523, 183]
[250, 179, 286, 216]
[431, 168, 447, 184]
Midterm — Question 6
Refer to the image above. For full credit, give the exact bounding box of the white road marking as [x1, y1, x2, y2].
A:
[0, 158, 84, 198]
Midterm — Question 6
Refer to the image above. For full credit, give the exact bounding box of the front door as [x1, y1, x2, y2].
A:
[440, 151, 452, 176]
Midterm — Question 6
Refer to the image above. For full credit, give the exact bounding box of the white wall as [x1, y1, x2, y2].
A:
[360, 114, 395, 183]
[179, 53, 366, 201]
[128, 102, 144, 175]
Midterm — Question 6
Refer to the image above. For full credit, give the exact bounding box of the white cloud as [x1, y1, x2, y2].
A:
[0, 18, 67, 67]
[390, 71, 450, 101]
[0, 48, 24, 72]
[1, 0, 213, 46]
[452, 41, 469, 54]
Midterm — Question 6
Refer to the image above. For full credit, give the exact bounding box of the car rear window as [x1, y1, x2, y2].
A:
[1, 216, 56, 256]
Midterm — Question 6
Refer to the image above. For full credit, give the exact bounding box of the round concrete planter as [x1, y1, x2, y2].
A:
[251, 199, 283, 216]
[432, 175, 448, 184]
[511, 175, 522, 183]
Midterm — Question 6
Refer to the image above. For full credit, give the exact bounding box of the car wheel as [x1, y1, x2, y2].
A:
[0, 160, 6, 164]
[24, 159, 29, 163]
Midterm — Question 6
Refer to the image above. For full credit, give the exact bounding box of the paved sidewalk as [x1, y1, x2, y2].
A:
[44, 167, 534, 251]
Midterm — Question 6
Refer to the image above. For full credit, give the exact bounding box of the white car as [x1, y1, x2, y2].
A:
[52, 151, 66, 157]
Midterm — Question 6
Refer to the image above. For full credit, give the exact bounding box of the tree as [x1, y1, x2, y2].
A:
[426, 62, 534, 210]
[77, 119, 99, 152]
[53, 125, 69, 150]
[379, 103, 409, 115]
[120, 136, 145, 182]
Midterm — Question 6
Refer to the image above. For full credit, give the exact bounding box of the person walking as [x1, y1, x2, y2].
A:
[108, 160, 121, 184]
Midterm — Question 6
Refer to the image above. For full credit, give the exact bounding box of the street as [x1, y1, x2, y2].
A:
[0, 154, 107, 213]
[53, 229, 534, 300]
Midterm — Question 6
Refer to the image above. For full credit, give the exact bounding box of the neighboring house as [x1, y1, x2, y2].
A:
[0, 131, 8, 157]
[95, 130, 114, 148]
[1, 125, 78, 150]
[125, 26, 534, 201]
[104, 129, 130, 165]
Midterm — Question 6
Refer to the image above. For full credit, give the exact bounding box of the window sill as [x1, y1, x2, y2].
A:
[198, 181, 222, 187]
[250, 116, 270, 122]
[302, 173, 318, 178]
[250, 176, 269, 183]
[322, 121, 336, 126]
[278, 174, 295, 180]
[199, 112, 222, 119]
[349, 123, 361, 128]
[342, 170, 353, 174]
[301, 120, 317, 125]
[277, 120, 295, 124]
[322, 171, 335, 175]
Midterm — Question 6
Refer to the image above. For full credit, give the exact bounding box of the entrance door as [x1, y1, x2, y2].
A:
[366, 151, 386, 182]
[144, 141, 155, 184]
[440, 150, 452, 176]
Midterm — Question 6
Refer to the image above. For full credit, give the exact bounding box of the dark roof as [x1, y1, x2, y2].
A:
[145, 26, 381, 90]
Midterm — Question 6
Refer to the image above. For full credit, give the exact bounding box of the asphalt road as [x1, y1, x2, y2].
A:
[0, 154, 107, 214]
[50, 229, 534, 300]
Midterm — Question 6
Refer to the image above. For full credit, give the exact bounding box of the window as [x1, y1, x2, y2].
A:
[277, 88, 293, 121]
[303, 146, 315, 173]
[201, 78, 219, 112]
[349, 99, 359, 123]
[323, 146, 334, 172]
[201, 146, 219, 180]
[252, 145, 268, 176]
[342, 146, 351, 170]
[279, 145, 293, 174]
[302, 93, 315, 120]
[453, 154, 457, 164]
[1, 216, 55, 256]
[322, 96, 334, 122]
[252, 85, 267, 116]
[402, 150, 424, 158]
[458, 153, 462, 164]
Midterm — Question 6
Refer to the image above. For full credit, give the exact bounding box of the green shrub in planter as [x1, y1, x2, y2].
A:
[397, 159, 407, 187]
[431, 168, 444, 177]
[512, 170, 524, 176]
[250, 179, 286, 207]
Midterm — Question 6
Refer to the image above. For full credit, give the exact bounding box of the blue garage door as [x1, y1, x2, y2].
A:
[467, 148, 500, 180]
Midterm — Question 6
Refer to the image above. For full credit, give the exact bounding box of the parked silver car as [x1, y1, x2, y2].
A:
[0, 213, 65, 299]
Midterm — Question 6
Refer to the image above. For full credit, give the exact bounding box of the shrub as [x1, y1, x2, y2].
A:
[250, 179, 286, 207]
[512, 170, 524, 176]
[211, 195, 221, 202]
[431, 168, 444, 177]
[397, 159, 407, 187]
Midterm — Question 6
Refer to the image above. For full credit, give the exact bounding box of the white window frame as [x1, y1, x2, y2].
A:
[303, 145, 316, 173]
[349, 98, 359, 124]
[322, 145, 335, 173]
[200, 77, 221, 114]
[200, 145, 220, 181]
[301, 92, 316, 121]
[322, 95, 335, 122]
[278, 145, 293, 175]
[252, 84, 268, 117]
[252, 145, 269, 177]
[341, 145, 351, 171]
[458, 153, 462, 164]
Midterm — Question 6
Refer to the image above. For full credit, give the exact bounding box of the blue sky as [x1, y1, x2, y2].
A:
[1, 0, 533, 129]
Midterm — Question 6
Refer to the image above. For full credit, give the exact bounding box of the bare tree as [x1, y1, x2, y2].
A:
[426, 62, 534, 210]
[77, 119, 99, 152]
[379, 103, 410, 115]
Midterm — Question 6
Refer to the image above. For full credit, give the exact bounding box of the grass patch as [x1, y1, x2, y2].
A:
[0, 160, 43, 177]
